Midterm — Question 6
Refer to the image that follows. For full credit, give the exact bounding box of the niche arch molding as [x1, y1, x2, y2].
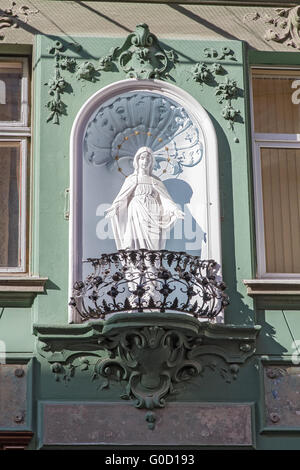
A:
[69, 79, 221, 323]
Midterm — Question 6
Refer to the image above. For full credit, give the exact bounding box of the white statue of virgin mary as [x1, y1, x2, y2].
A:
[105, 147, 184, 251]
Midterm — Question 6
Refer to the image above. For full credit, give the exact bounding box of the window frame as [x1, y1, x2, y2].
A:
[0, 57, 30, 131]
[0, 57, 30, 274]
[250, 66, 300, 279]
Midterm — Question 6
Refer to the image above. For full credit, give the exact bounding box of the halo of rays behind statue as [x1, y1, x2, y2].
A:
[83, 92, 204, 177]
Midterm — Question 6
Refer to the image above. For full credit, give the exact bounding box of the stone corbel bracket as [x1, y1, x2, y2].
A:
[34, 313, 260, 411]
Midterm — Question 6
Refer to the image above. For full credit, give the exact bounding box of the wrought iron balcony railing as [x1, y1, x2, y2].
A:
[69, 249, 229, 321]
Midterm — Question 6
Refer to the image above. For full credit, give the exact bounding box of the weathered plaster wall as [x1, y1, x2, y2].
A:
[0, 1, 299, 51]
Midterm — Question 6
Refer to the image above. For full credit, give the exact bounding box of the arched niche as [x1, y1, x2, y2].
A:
[69, 79, 221, 322]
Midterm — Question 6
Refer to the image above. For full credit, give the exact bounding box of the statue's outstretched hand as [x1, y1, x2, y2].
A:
[105, 205, 117, 219]
[174, 209, 185, 219]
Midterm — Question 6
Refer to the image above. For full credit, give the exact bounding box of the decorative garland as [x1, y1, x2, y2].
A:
[191, 47, 241, 143]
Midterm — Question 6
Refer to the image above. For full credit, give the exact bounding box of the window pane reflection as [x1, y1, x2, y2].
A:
[261, 147, 300, 273]
[0, 142, 21, 267]
[0, 62, 22, 122]
[252, 69, 300, 134]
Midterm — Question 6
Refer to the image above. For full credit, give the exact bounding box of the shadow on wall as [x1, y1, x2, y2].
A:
[206, 110, 253, 326]
[168, 4, 240, 41]
[164, 178, 206, 257]
[256, 309, 289, 356]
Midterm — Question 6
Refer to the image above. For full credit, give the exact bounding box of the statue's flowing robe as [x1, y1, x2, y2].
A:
[109, 174, 180, 250]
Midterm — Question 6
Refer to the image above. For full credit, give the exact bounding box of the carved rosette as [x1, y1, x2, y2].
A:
[34, 313, 260, 410]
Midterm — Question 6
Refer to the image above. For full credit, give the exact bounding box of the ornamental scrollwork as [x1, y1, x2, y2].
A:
[244, 6, 300, 50]
[43, 325, 242, 409]
[0, 1, 39, 40]
[69, 250, 228, 321]
[34, 314, 261, 411]
[97, 325, 205, 410]
[50, 355, 128, 389]
[45, 24, 177, 124]
[98, 23, 178, 80]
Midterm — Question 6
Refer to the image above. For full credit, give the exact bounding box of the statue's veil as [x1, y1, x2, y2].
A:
[133, 147, 155, 174]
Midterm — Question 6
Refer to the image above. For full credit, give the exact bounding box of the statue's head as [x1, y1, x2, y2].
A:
[133, 147, 154, 174]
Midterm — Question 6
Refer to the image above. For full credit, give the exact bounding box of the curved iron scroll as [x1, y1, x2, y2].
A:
[69, 250, 229, 320]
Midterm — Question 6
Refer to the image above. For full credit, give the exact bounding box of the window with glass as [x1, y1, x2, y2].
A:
[251, 68, 300, 278]
[0, 58, 30, 272]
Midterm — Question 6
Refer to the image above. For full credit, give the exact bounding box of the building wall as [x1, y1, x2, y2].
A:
[1, 1, 300, 450]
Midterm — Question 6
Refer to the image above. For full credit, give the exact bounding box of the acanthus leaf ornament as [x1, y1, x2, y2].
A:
[45, 24, 177, 124]
[98, 23, 178, 80]
[98, 48, 117, 72]
[244, 6, 300, 50]
[34, 314, 261, 410]
[0, 1, 39, 40]
[264, 7, 300, 48]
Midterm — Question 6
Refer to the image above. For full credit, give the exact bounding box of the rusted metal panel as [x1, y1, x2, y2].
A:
[264, 366, 300, 427]
[0, 365, 27, 428]
[42, 402, 252, 446]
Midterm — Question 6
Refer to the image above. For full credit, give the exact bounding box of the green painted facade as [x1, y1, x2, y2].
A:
[1, 1, 300, 451]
